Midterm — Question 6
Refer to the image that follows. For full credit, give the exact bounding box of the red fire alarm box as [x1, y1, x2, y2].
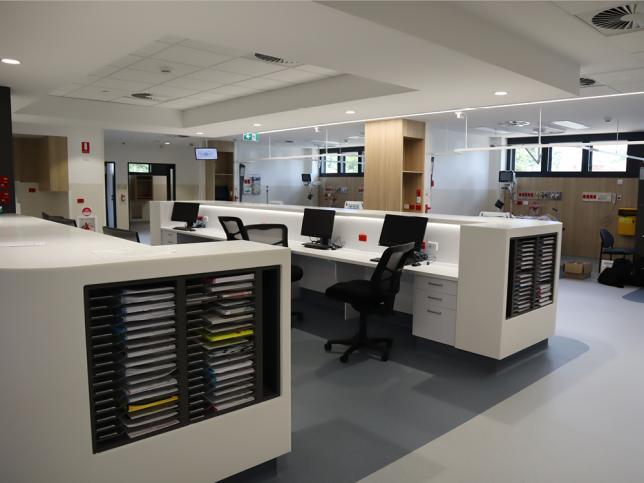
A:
[81, 141, 90, 154]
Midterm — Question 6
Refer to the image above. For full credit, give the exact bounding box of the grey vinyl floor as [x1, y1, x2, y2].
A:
[226, 286, 590, 483]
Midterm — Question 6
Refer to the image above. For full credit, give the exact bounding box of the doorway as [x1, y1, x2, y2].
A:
[128, 162, 176, 243]
[104, 161, 117, 228]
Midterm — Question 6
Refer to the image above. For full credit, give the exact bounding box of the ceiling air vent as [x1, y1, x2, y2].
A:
[132, 92, 153, 100]
[254, 53, 299, 66]
[500, 120, 531, 128]
[580, 77, 596, 87]
[577, 3, 644, 35]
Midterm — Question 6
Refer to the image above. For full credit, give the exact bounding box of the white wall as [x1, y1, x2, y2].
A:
[235, 143, 318, 206]
[104, 140, 205, 229]
[12, 122, 106, 227]
[426, 126, 501, 216]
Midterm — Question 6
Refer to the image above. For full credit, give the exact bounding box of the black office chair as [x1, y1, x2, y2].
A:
[51, 216, 77, 227]
[218, 217, 304, 320]
[324, 242, 415, 363]
[103, 226, 140, 243]
[599, 228, 635, 269]
[219, 216, 248, 241]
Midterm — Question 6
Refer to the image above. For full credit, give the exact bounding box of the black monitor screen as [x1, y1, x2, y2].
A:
[378, 214, 428, 251]
[171, 202, 200, 226]
[301, 173, 312, 183]
[301, 208, 335, 241]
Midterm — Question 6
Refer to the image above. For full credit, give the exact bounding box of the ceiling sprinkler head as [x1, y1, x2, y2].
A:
[604, 116, 613, 123]
[160, 66, 172, 74]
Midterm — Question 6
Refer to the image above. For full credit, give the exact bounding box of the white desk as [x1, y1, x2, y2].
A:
[153, 201, 562, 360]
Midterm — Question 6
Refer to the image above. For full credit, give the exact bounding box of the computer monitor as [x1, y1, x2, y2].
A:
[301, 173, 312, 183]
[171, 202, 200, 231]
[195, 148, 218, 160]
[378, 214, 428, 252]
[301, 208, 335, 247]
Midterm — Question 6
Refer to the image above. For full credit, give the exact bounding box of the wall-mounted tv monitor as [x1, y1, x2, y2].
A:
[195, 148, 218, 160]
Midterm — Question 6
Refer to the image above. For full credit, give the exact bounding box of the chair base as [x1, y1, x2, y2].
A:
[324, 335, 392, 362]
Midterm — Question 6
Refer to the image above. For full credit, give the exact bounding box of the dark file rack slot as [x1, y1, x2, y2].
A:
[506, 233, 557, 319]
[84, 266, 281, 453]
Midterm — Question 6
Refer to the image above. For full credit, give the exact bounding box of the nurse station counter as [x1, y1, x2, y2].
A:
[153, 201, 562, 360]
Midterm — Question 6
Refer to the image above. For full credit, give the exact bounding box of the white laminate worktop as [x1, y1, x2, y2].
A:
[160, 224, 459, 281]
[0, 215, 287, 271]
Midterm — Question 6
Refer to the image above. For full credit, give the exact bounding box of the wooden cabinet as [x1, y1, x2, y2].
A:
[205, 140, 235, 201]
[13, 135, 68, 192]
[364, 119, 426, 211]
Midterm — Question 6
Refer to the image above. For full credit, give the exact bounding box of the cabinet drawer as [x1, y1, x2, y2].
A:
[415, 289, 457, 310]
[161, 230, 177, 245]
[415, 276, 458, 296]
[412, 304, 456, 346]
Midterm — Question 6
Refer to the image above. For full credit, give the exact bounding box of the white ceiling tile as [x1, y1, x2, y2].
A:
[610, 80, 644, 93]
[162, 77, 222, 91]
[579, 85, 619, 97]
[93, 78, 153, 92]
[184, 69, 250, 84]
[128, 58, 200, 77]
[204, 85, 258, 100]
[111, 55, 144, 68]
[179, 40, 248, 57]
[157, 34, 187, 44]
[593, 67, 644, 85]
[65, 85, 130, 101]
[152, 45, 231, 67]
[265, 69, 325, 83]
[608, 30, 644, 53]
[189, 91, 228, 101]
[90, 57, 142, 78]
[633, 51, 644, 63]
[49, 83, 85, 96]
[215, 58, 287, 76]
[148, 85, 199, 99]
[111, 68, 172, 84]
[157, 98, 209, 109]
[235, 77, 289, 91]
[131, 41, 172, 57]
[295, 64, 338, 76]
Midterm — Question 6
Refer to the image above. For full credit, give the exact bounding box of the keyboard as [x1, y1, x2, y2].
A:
[302, 243, 331, 250]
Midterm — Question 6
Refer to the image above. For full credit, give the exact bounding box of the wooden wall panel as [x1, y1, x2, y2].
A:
[509, 177, 638, 258]
[363, 119, 403, 211]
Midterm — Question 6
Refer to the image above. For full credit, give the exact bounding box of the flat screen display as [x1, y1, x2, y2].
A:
[378, 214, 428, 252]
[195, 148, 218, 160]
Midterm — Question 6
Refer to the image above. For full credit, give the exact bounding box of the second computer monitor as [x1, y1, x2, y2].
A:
[171, 202, 200, 231]
[301, 208, 335, 246]
[379, 214, 428, 252]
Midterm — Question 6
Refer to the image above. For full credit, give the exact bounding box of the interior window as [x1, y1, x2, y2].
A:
[591, 144, 628, 172]
[550, 146, 582, 172]
[324, 154, 338, 174]
[514, 147, 541, 172]
[343, 153, 359, 174]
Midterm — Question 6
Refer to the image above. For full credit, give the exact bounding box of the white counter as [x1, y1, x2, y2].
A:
[0, 215, 291, 483]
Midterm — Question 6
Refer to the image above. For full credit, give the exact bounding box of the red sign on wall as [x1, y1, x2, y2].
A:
[81, 141, 90, 154]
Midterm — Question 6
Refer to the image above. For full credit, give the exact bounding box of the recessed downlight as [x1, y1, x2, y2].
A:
[253, 123, 262, 127]
[195, 132, 204, 135]
[1, 58, 21, 65]
[494, 91, 508, 96]
[345, 110, 356, 115]
[164, 142, 171, 145]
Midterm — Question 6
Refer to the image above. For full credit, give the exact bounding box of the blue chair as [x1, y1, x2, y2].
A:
[599, 228, 635, 269]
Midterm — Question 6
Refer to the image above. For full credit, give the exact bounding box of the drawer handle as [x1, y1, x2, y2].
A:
[427, 295, 442, 301]
[426, 309, 442, 315]
[427, 281, 443, 287]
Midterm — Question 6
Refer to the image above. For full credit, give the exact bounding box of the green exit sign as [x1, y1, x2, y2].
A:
[242, 132, 260, 142]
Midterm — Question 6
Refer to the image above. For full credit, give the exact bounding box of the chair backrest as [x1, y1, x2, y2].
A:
[370, 242, 415, 308]
[219, 216, 248, 241]
[103, 226, 140, 243]
[51, 216, 77, 227]
[600, 228, 614, 248]
[245, 224, 288, 247]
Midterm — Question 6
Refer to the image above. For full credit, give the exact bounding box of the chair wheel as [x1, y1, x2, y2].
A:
[340, 354, 348, 363]
[324, 342, 332, 352]
[380, 353, 389, 362]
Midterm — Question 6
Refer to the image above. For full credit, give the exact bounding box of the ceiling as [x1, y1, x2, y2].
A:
[52, 37, 338, 109]
[2, 1, 644, 138]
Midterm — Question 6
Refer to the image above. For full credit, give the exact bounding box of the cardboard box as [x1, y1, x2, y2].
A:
[562, 261, 592, 279]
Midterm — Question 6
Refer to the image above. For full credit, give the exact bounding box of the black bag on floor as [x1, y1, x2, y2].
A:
[598, 258, 632, 288]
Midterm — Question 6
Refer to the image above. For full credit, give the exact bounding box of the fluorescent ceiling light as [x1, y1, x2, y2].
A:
[551, 120, 589, 130]
[347, 135, 363, 139]
[494, 91, 508, 96]
[195, 132, 204, 135]
[1, 58, 20, 65]
[164, 142, 171, 145]
[253, 123, 262, 127]
[345, 110, 356, 115]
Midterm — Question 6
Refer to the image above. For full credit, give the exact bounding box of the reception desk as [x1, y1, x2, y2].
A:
[151, 201, 562, 360]
[0, 215, 291, 483]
